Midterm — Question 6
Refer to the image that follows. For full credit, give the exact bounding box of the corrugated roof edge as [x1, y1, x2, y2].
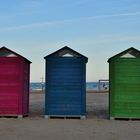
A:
[44, 46, 88, 63]
[108, 47, 140, 63]
[0, 46, 32, 63]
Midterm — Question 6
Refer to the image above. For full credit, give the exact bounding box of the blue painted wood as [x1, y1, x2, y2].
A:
[44, 47, 88, 116]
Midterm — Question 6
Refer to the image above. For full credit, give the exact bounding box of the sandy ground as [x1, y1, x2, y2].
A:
[0, 92, 140, 140]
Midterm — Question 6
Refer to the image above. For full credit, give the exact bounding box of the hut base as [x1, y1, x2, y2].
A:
[0, 114, 28, 119]
[18, 115, 23, 119]
[44, 115, 86, 120]
[110, 117, 140, 121]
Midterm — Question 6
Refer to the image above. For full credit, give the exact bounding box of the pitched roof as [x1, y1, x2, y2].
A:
[108, 47, 140, 62]
[44, 46, 88, 62]
[0, 46, 31, 63]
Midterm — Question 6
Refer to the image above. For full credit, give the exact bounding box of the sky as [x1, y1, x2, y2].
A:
[0, 0, 140, 82]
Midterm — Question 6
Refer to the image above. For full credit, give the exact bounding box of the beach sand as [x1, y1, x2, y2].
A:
[0, 91, 139, 140]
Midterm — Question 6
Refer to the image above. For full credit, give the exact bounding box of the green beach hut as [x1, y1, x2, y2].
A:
[108, 47, 140, 119]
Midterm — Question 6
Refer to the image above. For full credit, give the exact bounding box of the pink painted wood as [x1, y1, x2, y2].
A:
[0, 47, 31, 116]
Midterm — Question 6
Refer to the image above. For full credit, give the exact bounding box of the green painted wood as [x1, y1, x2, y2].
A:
[109, 58, 140, 118]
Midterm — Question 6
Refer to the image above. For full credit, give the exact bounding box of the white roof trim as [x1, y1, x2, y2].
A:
[62, 53, 74, 57]
[120, 52, 136, 58]
[7, 53, 17, 57]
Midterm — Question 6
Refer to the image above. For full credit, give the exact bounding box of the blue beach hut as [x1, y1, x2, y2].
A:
[44, 46, 88, 119]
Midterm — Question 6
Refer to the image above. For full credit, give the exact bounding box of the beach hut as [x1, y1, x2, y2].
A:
[44, 46, 88, 118]
[108, 47, 140, 119]
[0, 47, 31, 118]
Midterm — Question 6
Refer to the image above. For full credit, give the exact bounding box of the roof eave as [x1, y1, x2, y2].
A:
[108, 47, 140, 62]
[0, 46, 32, 63]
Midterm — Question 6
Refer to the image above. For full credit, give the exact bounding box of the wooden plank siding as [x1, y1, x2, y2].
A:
[0, 47, 31, 117]
[109, 48, 140, 119]
[44, 47, 88, 117]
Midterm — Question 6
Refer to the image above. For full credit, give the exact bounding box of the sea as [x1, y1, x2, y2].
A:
[30, 82, 109, 91]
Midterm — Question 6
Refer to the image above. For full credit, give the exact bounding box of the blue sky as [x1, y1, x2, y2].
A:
[0, 0, 140, 82]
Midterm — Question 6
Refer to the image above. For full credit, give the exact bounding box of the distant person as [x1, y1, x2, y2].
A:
[103, 83, 107, 90]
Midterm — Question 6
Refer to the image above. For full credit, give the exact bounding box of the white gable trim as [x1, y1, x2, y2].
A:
[120, 52, 136, 58]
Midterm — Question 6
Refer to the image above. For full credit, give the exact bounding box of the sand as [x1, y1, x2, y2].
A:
[0, 91, 139, 140]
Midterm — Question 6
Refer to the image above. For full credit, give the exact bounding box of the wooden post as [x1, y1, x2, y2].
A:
[41, 76, 44, 92]
[98, 80, 101, 92]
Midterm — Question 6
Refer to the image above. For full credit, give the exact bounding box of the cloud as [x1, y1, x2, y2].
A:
[72, 35, 140, 45]
[0, 11, 140, 32]
[46, 35, 140, 50]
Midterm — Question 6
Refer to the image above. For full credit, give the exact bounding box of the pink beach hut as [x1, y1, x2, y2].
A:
[0, 47, 31, 118]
